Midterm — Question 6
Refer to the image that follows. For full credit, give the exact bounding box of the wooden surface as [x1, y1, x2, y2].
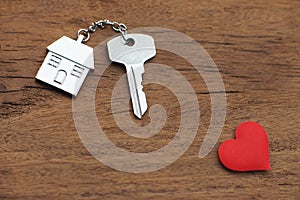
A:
[1, 0, 299, 199]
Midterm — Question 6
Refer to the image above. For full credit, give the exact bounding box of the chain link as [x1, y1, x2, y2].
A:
[77, 19, 127, 43]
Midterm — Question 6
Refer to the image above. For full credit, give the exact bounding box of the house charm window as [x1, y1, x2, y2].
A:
[71, 65, 85, 78]
[48, 55, 62, 68]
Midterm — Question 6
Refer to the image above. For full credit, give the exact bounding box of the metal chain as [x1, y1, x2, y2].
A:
[77, 19, 127, 43]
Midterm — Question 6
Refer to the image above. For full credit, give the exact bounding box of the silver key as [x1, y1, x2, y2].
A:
[107, 34, 156, 119]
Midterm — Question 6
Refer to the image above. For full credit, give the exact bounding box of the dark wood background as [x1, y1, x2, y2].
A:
[1, 0, 299, 199]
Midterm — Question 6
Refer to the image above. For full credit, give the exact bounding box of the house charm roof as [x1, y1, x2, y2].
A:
[47, 36, 94, 69]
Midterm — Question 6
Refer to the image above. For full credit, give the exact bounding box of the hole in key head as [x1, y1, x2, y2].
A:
[125, 38, 135, 46]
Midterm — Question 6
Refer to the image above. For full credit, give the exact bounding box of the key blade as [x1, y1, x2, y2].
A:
[127, 64, 147, 118]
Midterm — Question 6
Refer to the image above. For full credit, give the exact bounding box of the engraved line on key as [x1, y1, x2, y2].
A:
[131, 66, 143, 118]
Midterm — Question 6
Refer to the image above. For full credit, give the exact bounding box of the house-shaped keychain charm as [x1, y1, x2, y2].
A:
[36, 36, 94, 96]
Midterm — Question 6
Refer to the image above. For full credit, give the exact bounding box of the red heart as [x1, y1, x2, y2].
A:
[218, 122, 271, 171]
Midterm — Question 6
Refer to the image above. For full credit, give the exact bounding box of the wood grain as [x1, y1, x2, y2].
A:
[1, 0, 299, 199]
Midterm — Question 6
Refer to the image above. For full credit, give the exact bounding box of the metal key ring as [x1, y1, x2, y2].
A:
[77, 29, 90, 43]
